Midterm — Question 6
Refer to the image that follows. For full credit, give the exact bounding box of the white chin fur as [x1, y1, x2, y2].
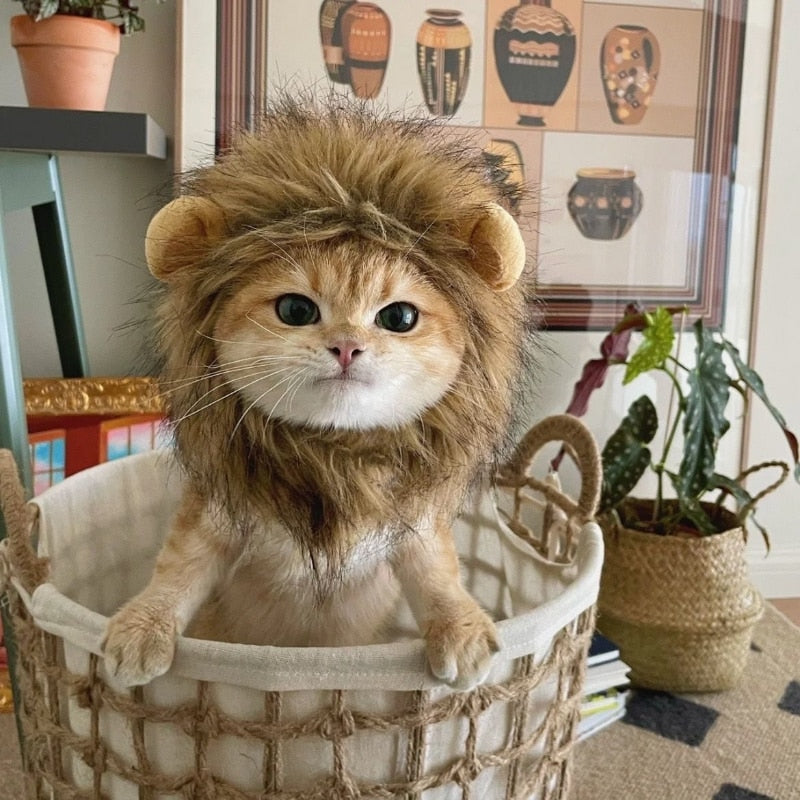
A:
[268, 379, 441, 430]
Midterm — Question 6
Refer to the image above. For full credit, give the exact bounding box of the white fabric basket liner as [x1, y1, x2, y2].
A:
[14, 449, 603, 799]
[23, 449, 603, 691]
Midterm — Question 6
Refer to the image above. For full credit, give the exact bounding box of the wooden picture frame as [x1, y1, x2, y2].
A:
[177, 0, 773, 332]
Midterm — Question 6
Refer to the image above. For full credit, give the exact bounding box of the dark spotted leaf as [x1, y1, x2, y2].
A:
[600, 395, 658, 512]
[709, 472, 770, 550]
[721, 339, 800, 483]
[677, 320, 730, 499]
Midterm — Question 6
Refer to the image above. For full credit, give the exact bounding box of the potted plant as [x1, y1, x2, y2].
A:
[10, 1, 156, 111]
[560, 304, 799, 691]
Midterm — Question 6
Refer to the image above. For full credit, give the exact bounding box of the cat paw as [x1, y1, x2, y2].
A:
[102, 602, 177, 687]
[425, 605, 500, 691]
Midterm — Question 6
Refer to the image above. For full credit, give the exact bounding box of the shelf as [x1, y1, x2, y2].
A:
[0, 106, 167, 159]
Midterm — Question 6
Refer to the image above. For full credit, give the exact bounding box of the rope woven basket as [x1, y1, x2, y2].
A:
[597, 500, 764, 692]
[0, 414, 603, 799]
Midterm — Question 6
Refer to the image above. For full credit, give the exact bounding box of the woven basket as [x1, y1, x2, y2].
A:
[0, 415, 602, 800]
[597, 500, 764, 692]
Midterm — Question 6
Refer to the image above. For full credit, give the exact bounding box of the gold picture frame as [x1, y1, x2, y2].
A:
[24, 377, 162, 416]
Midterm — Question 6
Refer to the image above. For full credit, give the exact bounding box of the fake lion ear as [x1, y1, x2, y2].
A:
[464, 203, 525, 292]
[461, 203, 526, 292]
[145, 196, 227, 281]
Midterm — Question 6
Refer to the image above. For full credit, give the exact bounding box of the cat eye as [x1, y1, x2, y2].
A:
[375, 302, 418, 333]
[275, 294, 320, 326]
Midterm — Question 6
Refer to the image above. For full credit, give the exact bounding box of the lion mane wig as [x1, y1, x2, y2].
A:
[145, 96, 534, 573]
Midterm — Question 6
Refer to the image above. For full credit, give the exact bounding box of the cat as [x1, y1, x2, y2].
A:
[103, 98, 531, 690]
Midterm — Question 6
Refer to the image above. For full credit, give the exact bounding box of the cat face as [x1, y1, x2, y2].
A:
[212, 240, 466, 430]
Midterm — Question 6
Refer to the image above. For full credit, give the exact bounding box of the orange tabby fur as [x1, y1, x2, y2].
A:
[103, 98, 532, 689]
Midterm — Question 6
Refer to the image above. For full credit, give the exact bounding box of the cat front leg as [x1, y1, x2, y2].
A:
[103, 491, 230, 686]
[392, 519, 499, 691]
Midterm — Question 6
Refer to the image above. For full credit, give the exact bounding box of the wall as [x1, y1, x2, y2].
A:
[0, 2, 176, 377]
[744, 0, 800, 597]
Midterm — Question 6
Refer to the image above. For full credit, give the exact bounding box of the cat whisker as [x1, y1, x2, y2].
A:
[249, 231, 305, 272]
[158, 359, 298, 397]
[193, 329, 284, 348]
[172, 367, 296, 426]
[245, 313, 289, 342]
[446, 380, 492, 412]
[285, 369, 310, 416]
[228, 366, 309, 442]
[265, 368, 310, 424]
[403, 220, 436, 257]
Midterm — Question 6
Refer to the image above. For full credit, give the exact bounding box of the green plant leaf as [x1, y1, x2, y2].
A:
[709, 471, 752, 512]
[600, 395, 658, 512]
[623, 307, 675, 385]
[721, 338, 800, 482]
[677, 495, 719, 535]
[708, 472, 770, 550]
[677, 320, 730, 500]
[28, 0, 59, 20]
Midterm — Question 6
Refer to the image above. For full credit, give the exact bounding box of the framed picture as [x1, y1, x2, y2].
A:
[177, 0, 774, 331]
[24, 377, 165, 494]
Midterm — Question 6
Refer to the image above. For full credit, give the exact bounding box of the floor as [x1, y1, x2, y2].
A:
[0, 599, 798, 796]
[771, 596, 800, 625]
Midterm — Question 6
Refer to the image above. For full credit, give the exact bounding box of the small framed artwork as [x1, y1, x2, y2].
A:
[24, 378, 166, 493]
[177, 0, 775, 330]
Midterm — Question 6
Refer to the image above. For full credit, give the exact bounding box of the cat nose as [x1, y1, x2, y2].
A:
[328, 340, 364, 369]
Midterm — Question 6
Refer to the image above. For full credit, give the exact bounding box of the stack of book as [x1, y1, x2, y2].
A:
[578, 631, 631, 741]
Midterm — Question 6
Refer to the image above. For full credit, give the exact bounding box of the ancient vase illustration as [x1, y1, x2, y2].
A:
[484, 139, 525, 216]
[319, 0, 355, 84]
[493, 0, 576, 127]
[341, 2, 391, 99]
[567, 168, 643, 240]
[416, 9, 471, 117]
[601, 25, 660, 124]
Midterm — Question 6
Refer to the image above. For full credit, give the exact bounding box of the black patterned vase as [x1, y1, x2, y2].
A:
[567, 168, 643, 240]
[484, 139, 525, 216]
[319, 0, 355, 84]
[416, 9, 471, 117]
[494, 0, 576, 127]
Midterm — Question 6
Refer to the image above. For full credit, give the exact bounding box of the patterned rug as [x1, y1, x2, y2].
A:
[570, 604, 800, 800]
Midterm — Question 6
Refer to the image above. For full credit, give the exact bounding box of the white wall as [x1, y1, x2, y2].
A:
[744, 0, 800, 598]
[0, 2, 176, 377]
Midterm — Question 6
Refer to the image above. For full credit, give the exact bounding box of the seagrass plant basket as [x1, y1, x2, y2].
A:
[0, 414, 603, 800]
[597, 499, 764, 693]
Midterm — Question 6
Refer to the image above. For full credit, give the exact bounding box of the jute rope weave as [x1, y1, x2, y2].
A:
[0, 415, 602, 799]
[597, 500, 764, 692]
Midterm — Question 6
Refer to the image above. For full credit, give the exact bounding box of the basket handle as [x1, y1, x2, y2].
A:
[497, 414, 602, 523]
[0, 450, 48, 594]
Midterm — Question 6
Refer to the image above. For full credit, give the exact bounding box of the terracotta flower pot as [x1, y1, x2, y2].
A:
[10, 14, 121, 111]
[597, 500, 764, 692]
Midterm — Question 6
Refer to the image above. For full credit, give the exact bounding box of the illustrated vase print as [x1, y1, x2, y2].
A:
[416, 9, 471, 117]
[319, 0, 355, 84]
[601, 25, 660, 124]
[493, 0, 576, 127]
[484, 139, 525, 216]
[341, 2, 391, 99]
[567, 168, 643, 240]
